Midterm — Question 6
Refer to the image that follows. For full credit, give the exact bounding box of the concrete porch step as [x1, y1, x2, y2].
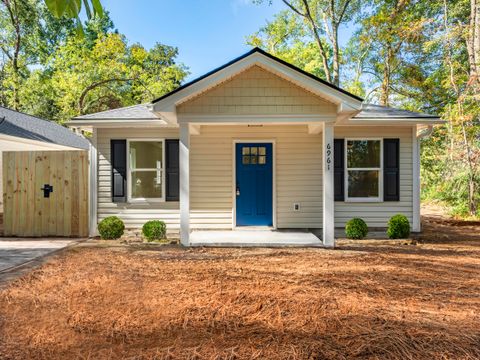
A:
[189, 230, 323, 247]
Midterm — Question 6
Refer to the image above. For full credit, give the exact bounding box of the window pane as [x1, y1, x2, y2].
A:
[251, 155, 257, 164]
[130, 141, 163, 169]
[259, 147, 266, 155]
[242, 155, 250, 164]
[348, 170, 379, 198]
[242, 147, 250, 155]
[131, 171, 162, 198]
[250, 147, 258, 155]
[347, 140, 380, 168]
[258, 155, 266, 164]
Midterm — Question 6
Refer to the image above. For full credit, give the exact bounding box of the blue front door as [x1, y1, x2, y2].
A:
[236, 143, 273, 226]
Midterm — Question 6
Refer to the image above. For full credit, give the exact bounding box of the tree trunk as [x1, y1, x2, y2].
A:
[467, 0, 480, 87]
[331, 26, 340, 86]
[3, 0, 21, 110]
[380, 47, 392, 106]
[461, 119, 477, 215]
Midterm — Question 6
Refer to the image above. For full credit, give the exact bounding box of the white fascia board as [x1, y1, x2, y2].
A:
[68, 119, 171, 128]
[0, 133, 81, 151]
[336, 118, 445, 126]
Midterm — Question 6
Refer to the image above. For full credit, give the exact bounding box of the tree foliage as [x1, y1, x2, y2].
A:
[250, 0, 361, 86]
[44, 0, 104, 32]
[252, 0, 480, 217]
[0, 4, 188, 123]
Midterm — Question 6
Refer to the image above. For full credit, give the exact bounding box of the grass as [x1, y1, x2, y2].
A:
[0, 220, 479, 359]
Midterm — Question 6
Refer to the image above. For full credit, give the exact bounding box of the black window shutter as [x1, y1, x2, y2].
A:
[166, 139, 180, 201]
[334, 139, 345, 201]
[111, 140, 127, 202]
[384, 138, 400, 201]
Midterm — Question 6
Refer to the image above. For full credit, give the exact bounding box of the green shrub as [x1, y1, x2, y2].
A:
[387, 214, 410, 239]
[98, 216, 125, 240]
[345, 218, 368, 239]
[142, 220, 167, 241]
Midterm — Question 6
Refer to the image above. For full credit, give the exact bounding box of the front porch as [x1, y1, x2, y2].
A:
[151, 50, 363, 247]
[179, 122, 336, 248]
[190, 229, 323, 247]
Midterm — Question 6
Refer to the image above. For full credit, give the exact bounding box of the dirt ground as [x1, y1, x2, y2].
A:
[0, 213, 479, 359]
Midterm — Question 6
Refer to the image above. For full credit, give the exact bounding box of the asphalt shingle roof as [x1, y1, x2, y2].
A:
[73, 104, 160, 120]
[354, 103, 439, 119]
[0, 106, 89, 150]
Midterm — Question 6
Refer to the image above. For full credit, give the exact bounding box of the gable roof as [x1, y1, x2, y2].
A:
[73, 104, 162, 121]
[0, 106, 89, 150]
[153, 47, 364, 104]
[354, 103, 440, 120]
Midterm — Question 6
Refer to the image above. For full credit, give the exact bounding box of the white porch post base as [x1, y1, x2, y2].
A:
[180, 123, 190, 246]
[322, 122, 335, 247]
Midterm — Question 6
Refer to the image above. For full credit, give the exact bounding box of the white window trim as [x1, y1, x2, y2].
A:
[127, 138, 166, 203]
[344, 138, 384, 203]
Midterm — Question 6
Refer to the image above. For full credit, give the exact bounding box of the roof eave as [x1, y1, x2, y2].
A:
[68, 118, 172, 128]
[339, 117, 445, 125]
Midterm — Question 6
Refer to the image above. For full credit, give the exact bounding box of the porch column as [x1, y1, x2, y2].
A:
[88, 131, 98, 237]
[322, 122, 335, 247]
[412, 127, 421, 232]
[180, 123, 190, 246]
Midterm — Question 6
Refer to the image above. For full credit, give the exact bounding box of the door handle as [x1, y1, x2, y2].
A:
[236, 186, 240, 196]
[41, 184, 53, 198]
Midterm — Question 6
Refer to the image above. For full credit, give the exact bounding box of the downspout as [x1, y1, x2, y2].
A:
[413, 124, 434, 233]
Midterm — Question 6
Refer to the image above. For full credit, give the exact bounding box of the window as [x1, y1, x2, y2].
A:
[242, 146, 267, 165]
[345, 139, 382, 201]
[128, 140, 164, 201]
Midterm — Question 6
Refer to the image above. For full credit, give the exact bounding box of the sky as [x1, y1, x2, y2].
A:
[101, 0, 287, 81]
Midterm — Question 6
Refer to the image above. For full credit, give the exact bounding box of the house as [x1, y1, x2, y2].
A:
[0, 106, 89, 221]
[70, 48, 442, 247]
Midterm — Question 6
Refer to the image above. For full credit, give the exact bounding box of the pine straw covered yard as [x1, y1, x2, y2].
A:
[1, 224, 480, 359]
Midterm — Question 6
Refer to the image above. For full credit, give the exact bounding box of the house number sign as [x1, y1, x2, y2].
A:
[326, 143, 332, 171]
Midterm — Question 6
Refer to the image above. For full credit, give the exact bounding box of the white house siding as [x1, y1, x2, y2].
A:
[177, 65, 337, 116]
[96, 125, 414, 231]
[190, 125, 323, 229]
[333, 126, 414, 228]
[96, 127, 181, 231]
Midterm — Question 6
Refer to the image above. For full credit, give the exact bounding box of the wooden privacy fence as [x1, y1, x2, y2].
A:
[3, 150, 89, 237]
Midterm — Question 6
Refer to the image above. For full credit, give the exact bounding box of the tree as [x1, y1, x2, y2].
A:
[0, 0, 74, 110]
[248, 10, 329, 78]
[0, 4, 188, 124]
[439, 0, 480, 215]
[252, 0, 361, 86]
[350, 0, 434, 106]
[48, 30, 188, 123]
[416, 0, 479, 217]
